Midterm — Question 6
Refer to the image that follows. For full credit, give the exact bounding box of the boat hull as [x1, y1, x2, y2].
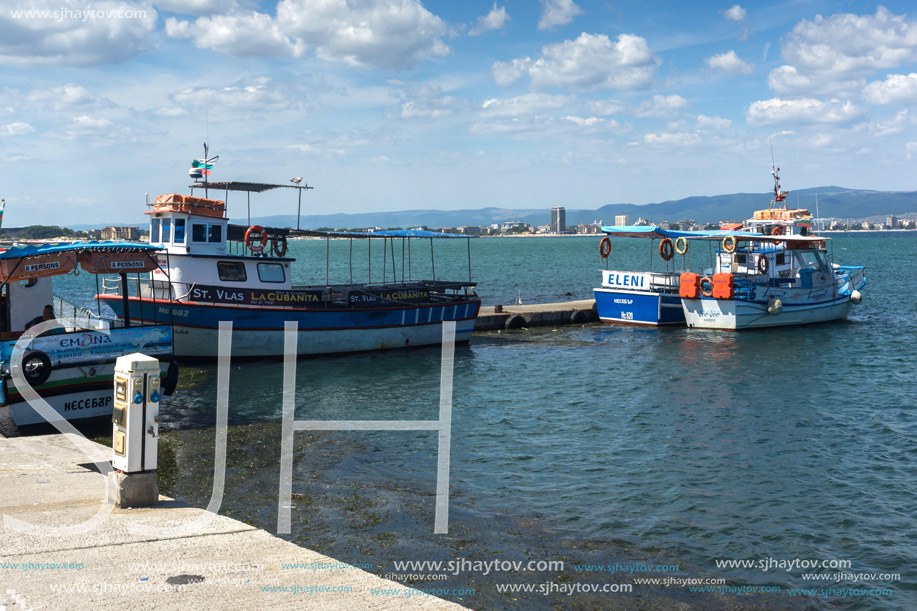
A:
[594, 288, 685, 326]
[100, 296, 481, 359]
[682, 296, 853, 330]
[4, 360, 171, 426]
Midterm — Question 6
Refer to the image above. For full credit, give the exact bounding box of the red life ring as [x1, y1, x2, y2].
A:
[757, 255, 769, 275]
[659, 238, 674, 261]
[700, 276, 714, 298]
[271, 235, 288, 257]
[599, 236, 611, 258]
[245, 225, 268, 253]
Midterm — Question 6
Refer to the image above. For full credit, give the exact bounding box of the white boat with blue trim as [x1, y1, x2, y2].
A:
[677, 232, 866, 330]
[98, 165, 480, 359]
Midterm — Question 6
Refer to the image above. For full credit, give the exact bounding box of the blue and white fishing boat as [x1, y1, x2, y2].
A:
[593, 227, 687, 326]
[99, 161, 480, 359]
[0, 242, 177, 427]
[677, 232, 866, 330]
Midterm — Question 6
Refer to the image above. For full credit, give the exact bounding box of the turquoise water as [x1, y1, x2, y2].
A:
[53, 234, 916, 609]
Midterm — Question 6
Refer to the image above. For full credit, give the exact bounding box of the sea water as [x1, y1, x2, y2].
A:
[52, 234, 916, 610]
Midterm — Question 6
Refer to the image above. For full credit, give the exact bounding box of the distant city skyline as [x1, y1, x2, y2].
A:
[2, 1, 917, 227]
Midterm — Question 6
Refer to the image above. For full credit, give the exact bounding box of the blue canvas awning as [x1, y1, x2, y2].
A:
[600, 226, 824, 243]
[0, 241, 159, 260]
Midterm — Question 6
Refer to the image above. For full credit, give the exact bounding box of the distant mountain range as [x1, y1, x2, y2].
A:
[64, 186, 916, 230]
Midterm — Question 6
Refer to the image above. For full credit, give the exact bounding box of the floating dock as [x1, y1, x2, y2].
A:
[0, 434, 468, 610]
[474, 299, 597, 331]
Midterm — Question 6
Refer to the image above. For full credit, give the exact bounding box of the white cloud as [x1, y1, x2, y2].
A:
[563, 115, 620, 130]
[170, 79, 301, 113]
[705, 50, 752, 74]
[907, 141, 917, 159]
[71, 115, 112, 129]
[165, 13, 304, 57]
[585, 99, 627, 116]
[164, 0, 449, 70]
[492, 58, 530, 86]
[480, 93, 572, 118]
[636, 94, 687, 118]
[151, 107, 188, 117]
[469, 3, 509, 36]
[864, 73, 917, 105]
[276, 0, 449, 70]
[492, 33, 658, 91]
[398, 86, 466, 119]
[1, 122, 34, 136]
[289, 143, 345, 156]
[26, 84, 114, 110]
[538, 0, 583, 31]
[401, 97, 461, 119]
[643, 132, 702, 146]
[770, 7, 917, 95]
[859, 109, 913, 137]
[696, 115, 731, 129]
[0, 0, 157, 66]
[747, 98, 863, 126]
[723, 5, 746, 22]
[767, 64, 864, 96]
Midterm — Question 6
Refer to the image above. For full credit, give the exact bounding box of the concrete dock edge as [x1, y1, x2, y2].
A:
[474, 299, 597, 331]
[0, 434, 468, 611]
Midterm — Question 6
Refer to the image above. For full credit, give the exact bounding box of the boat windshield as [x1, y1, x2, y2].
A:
[794, 250, 829, 271]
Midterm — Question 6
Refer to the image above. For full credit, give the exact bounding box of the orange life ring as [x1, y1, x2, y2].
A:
[271, 234, 288, 257]
[757, 255, 769, 275]
[659, 238, 674, 261]
[599, 236, 611, 258]
[771, 225, 785, 245]
[700, 276, 714, 298]
[245, 225, 268, 253]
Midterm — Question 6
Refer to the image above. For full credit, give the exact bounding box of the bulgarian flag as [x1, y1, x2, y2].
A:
[191, 155, 220, 176]
[191, 158, 215, 176]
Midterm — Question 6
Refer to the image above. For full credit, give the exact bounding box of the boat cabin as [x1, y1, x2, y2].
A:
[143, 193, 294, 301]
[710, 237, 834, 289]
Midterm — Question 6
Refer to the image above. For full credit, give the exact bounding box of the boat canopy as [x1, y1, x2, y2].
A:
[600, 225, 825, 243]
[0, 241, 159, 260]
[0, 241, 161, 284]
[296, 229, 474, 239]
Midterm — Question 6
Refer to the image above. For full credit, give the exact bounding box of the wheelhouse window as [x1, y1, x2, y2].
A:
[150, 218, 161, 243]
[257, 263, 285, 283]
[174, 218, 186, 243]
[217, 261, 247, 282]
[161, 217, 172, 243]
[794, 251, 822, 270]
[192, 223, 207, 242]
[208, 224, 223, 243]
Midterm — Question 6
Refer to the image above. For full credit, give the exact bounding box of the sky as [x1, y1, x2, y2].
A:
[2, 0, 917, 226]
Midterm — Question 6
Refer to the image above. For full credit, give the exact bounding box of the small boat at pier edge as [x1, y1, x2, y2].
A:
[0, 242, 177, 427]
[593, 226, 686, 326]
[97, 170, 480, 360]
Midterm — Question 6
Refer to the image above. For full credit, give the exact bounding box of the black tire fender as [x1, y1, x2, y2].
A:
[21, 350, 52, 386]
[163, 360, 179, 396]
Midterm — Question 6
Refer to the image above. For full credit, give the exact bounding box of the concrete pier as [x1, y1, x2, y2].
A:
[474, 299, 597, 331]
[0, 434, 467, 611]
